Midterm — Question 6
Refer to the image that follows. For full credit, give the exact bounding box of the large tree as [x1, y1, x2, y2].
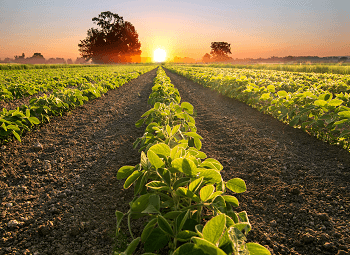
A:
[78, 11, 141, 64]
[210, 42, 232, 62]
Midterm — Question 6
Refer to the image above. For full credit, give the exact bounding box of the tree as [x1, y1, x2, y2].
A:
[339, 56, 348, 62]
[210, 42, 232, 62]
[78, 11, 141, 64]
[202, 53, 211, 63]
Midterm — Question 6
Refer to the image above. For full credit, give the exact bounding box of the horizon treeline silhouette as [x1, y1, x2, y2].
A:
[0, 53, 88, 64]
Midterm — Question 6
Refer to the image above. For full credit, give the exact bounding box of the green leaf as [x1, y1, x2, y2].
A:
[246, 243, 271, 255]
[28, 116, 40, 124]
[277, 90, 288, 98]
[117, 166, 135, 180]
[12, 130, 21, 142]
[115, 210, 124, 236]
[144, 228, 169, 252]
[207, 191, 223, 201]
[141, 108, 155, 117]
[173, 243, 204, 255]
[181, 102, 194, 114]
[149, 143, 170, 158]
[134, 172, 146, 196]
[170, 124, 181, 137]
[141, 218, 157, 242]
[314, 99, 327, 107]
[200, 158, 223, 171]
[267, 85, 275, 92]
[202, 214, 226, 245]
[173, 177, 190, 190]
[222, 195, 239, 207]
[146, 181, 169, 191]
[197, 169, 222, 185]
[339, 111, 350, 118]
[147, 150, 165, 169]
[158, 215, 174, 237]
[191, 237, 227, 255]
[163, 211, 182, 219]
[130, 193, 151, 212]
[124, 237, 140, 255]
[115, 210, 124, 226]
[334, 119, 349, 125]
[188, 177, 204, 193]
[260, 93, 270, 100]
[289, 117, 300, 127]
[124, 170, 143, 189]
[7, 125, 20, 131]
[170, 145, 186, 160]
[142, 194, 160, 214]
[226, 178, 246, 193]
[184, 132, 202, 140]
[200, 185, 215, 202]
[176, 187, 201, 202]
[171, 158, 198, 177]
[194, 137, 202, 150]
[177, 230, 198, 242]
[156, 168, 171, 187]
[135, 118, 144, 127]
[175, 210, 190, 233]
[195, 224, 204, 237]
[328, 98, 343, 107]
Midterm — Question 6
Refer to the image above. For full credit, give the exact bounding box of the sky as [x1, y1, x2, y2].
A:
[1, 0, 349, 61]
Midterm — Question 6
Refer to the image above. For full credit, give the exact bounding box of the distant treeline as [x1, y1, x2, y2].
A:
[0, 64, 98, 70]
[0, 53, 89, 66]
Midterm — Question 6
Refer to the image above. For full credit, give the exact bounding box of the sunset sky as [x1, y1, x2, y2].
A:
[1, 0, 349, 61]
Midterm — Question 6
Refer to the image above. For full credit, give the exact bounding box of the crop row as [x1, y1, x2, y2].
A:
[0, 65, 155, 101]
[190, 63, 350, 75]
[165, 65, 350, 151]
[115, 67, 270, 255]
[0, 65, 155, 143]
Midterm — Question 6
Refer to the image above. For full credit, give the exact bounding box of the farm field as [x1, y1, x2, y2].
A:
[0, 66, 349, 255]
[0, 65, 155, 142]
[165, 65, 350, 151]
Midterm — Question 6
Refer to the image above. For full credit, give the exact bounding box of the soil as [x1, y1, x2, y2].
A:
[0, 67, 349, 255]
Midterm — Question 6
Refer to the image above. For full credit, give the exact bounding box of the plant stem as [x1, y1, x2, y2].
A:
[127, 213, 134, 239]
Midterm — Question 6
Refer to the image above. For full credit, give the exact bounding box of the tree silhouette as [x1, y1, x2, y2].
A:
[78, 11, 141, 64]
[202, 53, 211, 63]
[210, 42, 232, 62]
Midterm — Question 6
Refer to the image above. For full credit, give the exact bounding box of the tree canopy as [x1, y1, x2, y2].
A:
[210, 42, 232, 62]
[78, 11, 141, 64]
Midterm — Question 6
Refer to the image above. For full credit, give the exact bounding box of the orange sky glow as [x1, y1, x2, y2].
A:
[1, 0, 349, 62]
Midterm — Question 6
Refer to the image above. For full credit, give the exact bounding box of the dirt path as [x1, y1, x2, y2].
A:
[164, 68, 350, 255]
[1, 67, 349, 255]
[0, 68, 157, 255]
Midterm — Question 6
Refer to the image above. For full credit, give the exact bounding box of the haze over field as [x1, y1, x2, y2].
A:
[1, 0, 349, 61]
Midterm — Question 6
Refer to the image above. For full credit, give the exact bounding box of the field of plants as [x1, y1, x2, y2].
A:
[0, 65, 155, 143]
[0, 64, 349, 255]
[165, 64, 350, 151]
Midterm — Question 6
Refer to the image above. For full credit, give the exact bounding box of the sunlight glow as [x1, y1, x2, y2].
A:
[153, 48, 166, 62]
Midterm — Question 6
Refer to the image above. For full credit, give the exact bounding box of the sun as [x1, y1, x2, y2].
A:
[153, 48, 166, 62]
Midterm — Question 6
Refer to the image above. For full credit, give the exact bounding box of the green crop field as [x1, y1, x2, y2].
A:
[0, 64, 155, 142]
[165, 64, 350, 151]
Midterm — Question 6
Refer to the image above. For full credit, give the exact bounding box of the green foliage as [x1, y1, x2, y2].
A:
[165, 64, 350, 151]
[116, 67, 270, 255]
[0, 65, 156, 143]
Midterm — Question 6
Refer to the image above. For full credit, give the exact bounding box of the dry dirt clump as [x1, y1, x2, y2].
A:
[0, 67, 349, 255]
